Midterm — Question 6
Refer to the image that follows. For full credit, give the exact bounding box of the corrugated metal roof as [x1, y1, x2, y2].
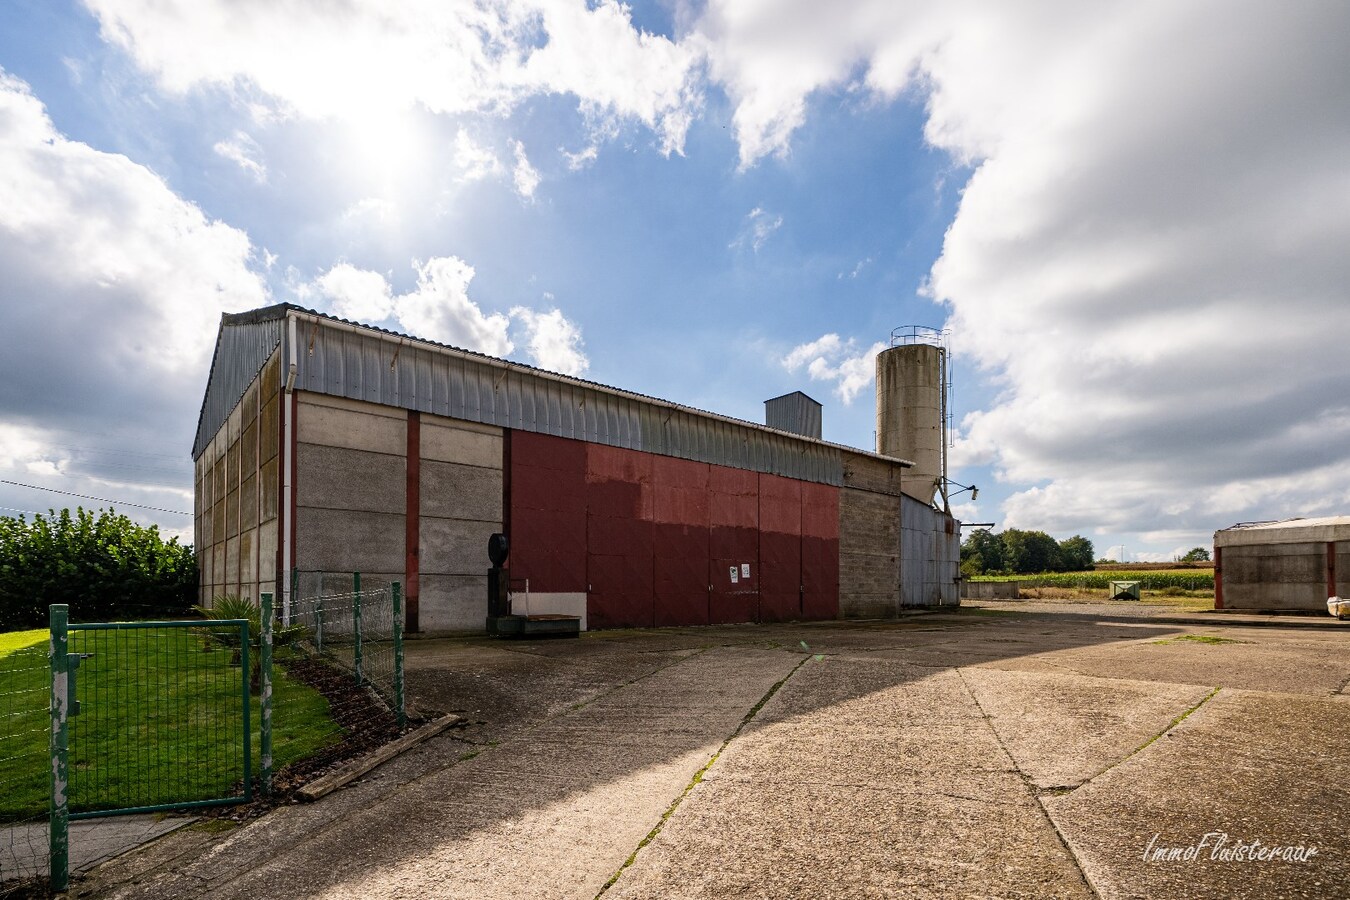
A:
[191, 306, 287, 458]
[193, 304, 913, 487]
[1220, 516, 1350, 531]
[1215, 515, 1350, 547]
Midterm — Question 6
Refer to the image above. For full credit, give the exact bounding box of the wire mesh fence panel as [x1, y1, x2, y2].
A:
[0, 635, 51, 890]
[287, 582, 399, 711]
[262, 576, 407, 794]
[65, 620, 251, 817]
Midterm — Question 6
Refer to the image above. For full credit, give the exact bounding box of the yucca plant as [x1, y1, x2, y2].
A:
[194, 595, 306, 693]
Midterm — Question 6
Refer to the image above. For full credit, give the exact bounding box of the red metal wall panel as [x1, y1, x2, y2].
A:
[507, 429, 841, 629]
[758, 474, 802, 623]
[652, 456, 710, 626]
[586, 445, 655, 629]
[652, 455, 711, 526]
[654, 527, 709, 626]
[507, 431, 587, 593]
[709, 466, 759, 624]
[801, 481, 840, 619]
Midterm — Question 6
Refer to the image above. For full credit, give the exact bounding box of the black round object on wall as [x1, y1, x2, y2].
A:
[488, 533, 509, 566]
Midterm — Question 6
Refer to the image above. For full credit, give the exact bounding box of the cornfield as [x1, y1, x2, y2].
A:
[969, 571, 1214, 591]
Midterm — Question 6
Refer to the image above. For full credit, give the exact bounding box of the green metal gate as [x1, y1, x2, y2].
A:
[49, 606, 253, 889]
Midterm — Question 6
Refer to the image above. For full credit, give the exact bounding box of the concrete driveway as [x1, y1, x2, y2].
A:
[76, 603, 1348, 899]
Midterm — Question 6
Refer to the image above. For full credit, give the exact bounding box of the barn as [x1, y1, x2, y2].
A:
[192, 304, 960, 632]
[1214, 517, 1350, 612]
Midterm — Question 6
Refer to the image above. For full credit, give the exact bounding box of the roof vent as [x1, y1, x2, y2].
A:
[765, 391, 822, 439]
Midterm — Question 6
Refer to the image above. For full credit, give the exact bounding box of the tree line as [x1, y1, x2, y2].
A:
[0, 507, 197, 629]
[961, 528, 1095, 576]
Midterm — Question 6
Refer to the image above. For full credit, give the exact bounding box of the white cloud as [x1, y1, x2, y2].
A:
[730, 206, 783, 252]
[454, 129, 504, 183]
[782, 334, 843, 372]
[310, 257, 512, 357]
[510, 306, 589, 375]
[397, 257, 514, 356]
[0, 69, 267, 408]
[212, 130, 266, 181]
[308, 259, 590, 374]
[703, 2, 1350, 539]
[0, 69, 267, 529]
[314, 263, 394, 323]
[0, 423, 65, 475]
[340, 197, 399, 228]
[782, 334, 885, 405]
[451, 130, 540, 198]
[519, 0, 703, 155]
[838, 257, 872, 279]
[561, 143, 599, 170]
[510, 139, 541, 199]
[949, 500, 982, 525]
[84, 0, 703, 154]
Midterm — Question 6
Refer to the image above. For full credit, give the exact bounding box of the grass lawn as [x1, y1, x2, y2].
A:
[0, 625, 344, 821]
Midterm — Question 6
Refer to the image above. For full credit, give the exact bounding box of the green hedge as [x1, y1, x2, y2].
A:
[0, 507, 197, 629]
[969, 571, 1214, 591]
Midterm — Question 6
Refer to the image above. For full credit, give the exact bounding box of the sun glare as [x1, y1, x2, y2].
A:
[340, 108, 429, 196]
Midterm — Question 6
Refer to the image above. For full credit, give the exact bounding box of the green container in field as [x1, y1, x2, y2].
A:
[1109, 580, 1141, 600]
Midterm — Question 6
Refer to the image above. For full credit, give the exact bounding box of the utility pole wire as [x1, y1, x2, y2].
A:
[0, 479, 192, 515]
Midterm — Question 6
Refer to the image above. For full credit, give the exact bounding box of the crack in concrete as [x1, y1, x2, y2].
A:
[1083, 685, 1221, 787]
[1333, 672, 1350, 695]
[593, 653, 813, 898]
[954, 667, 1102, 900]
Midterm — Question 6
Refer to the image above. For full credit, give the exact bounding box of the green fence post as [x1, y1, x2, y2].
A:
[307, 569, 323, 654]
[260, 592, 274, 796]
[353, 572, 363, 686]
[49, 604, 70, 893]
[392, 582, 405, 729]
[290, 566, 299, 632]
[240, 619, 252, 802]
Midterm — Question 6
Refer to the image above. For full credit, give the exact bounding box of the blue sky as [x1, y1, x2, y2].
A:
[2, 1, 1348, 564]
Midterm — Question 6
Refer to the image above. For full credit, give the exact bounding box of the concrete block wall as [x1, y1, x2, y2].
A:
[961, 581, 1020, 600]
[839, 454, 902, 618]
[418, 414, 503, 632]
[1336, 542, 1350, 599]
[289, 395, 504, 633]
[196, 350, 280, 606]
[294, 393, 406, 607]
[1219, 541, 1326, 610]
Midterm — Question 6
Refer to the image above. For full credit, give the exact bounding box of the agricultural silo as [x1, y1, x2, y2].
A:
[876, 327, 947, 506]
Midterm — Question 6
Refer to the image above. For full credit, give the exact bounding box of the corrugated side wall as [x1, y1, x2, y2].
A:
[900, 493, 960, 606]
[193, 315, 285, 459]
[507, 431, 840, 629]
[290, 315, 844, 485]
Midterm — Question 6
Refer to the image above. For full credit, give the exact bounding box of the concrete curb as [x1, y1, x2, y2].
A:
[296, 714, 465, 802]
[1155, 612, 1350, 629]
[956, 601, 1349, 630]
